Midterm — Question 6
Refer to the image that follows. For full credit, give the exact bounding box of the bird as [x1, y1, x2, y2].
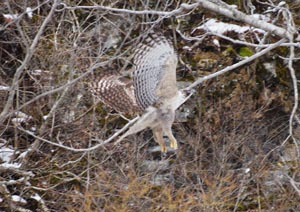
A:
[89, 31, 185, 152]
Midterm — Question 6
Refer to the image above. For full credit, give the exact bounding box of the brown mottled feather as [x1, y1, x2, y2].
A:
[89, 32, 183, 153]
[89, 74, 142, 115]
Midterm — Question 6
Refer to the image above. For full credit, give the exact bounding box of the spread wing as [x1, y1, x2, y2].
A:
[89, 75, 142, 115]
[133, 33, 177, 109]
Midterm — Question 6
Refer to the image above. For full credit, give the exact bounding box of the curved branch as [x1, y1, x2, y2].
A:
[18, 116, 139, 152]
[184, 38, 287, 91]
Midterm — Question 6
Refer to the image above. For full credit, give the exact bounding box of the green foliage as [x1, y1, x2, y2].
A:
[238, 47, 254, 57]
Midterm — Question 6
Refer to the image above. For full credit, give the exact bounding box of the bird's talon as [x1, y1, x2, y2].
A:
[161, 146, 167, 153]
[170, 141, 178, 150]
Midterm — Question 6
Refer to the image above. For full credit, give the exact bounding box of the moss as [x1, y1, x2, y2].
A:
[238, 47, 254, 57]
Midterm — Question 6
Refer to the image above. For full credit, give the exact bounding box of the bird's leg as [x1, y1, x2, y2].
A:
[115, 108, 157, 145]
[153, 127, 167, 153]
[166, 129, 178, 150]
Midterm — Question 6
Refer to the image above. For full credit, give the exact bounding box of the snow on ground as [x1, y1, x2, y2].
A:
[26, 7, 33, 19]
[3, 7, 33, 22]
[0, 147, 14, 163]
[12, 195, 27, 204]
[31, 193, 42, 201]
[0, 147, 21, 168]
[0, 85, 10, 91]
[3, 14, 18, 20]
[194, 18, 266, 35]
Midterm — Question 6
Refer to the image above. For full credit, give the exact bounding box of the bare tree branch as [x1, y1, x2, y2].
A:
[60, 2, 199, 16]
[0, 0, 59, 124]
[17, 116, 140, 152]
[281, 7, 300, 156]
[61, 1, 295, 40]
[184, 38, 287, 91]
[196, 0, 293, 39]
[0, 61, 108, 124]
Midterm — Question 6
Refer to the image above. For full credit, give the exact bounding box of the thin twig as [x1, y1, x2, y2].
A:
[17, 116, 139, 152]
[0, 0, 59, 124]
[61, 1, 292, 39]
[61, 2, 199, 16]
[196, 0, 291, 39]
[0, 61, 109, 123]
[281, 8, 300, 156]
[184, 38, 286, 91]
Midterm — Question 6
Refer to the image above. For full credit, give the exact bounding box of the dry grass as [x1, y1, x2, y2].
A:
[1, 0, 300, 211]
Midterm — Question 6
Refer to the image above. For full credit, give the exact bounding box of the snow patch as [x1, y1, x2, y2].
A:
[0, 86, 10, 91]
[1, 162, 21, 169]
[213, 39, 220, 48]
[3, 7, 33, 22]
[31, 193, 42, 201]
[0, 147, 21, 168]
[3, 14, 18, 21]
[0, 147, 14, 162]
[195, 18, 265, 35]
[26, 7, 33, 19]
[12, 195, 27, 204]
